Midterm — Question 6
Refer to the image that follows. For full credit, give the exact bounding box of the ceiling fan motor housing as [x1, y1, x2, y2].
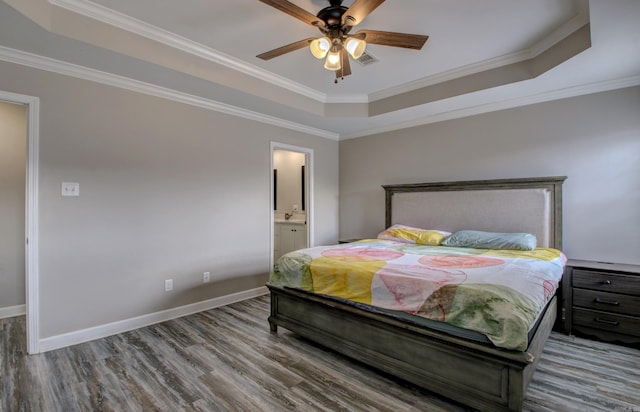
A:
[317, 3, 348, 29]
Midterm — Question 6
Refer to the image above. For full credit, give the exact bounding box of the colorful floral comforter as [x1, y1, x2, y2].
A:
[270, 239, 566, 350]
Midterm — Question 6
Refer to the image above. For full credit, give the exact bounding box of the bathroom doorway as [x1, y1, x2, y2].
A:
[0, 101, 27, 319]
[0, 90, 40, 354]
[270, 142, 313, 268]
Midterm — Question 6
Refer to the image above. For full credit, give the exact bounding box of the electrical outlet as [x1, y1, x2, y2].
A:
[203, 272, 210, 283]
[164, 279, 173, 291]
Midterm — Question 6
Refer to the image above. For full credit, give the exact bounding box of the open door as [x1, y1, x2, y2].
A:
[271, 143, 313, 268]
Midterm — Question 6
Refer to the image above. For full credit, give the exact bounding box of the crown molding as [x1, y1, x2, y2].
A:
[528, 9, 590, 57]
[0, 45, 339, 140]
[324, 93, 370, 104]
[47, 0, 590, 108]
[370, 6, 591, 103]
[4, 44, 635, 143]
[369, 50, 532, 102]
[341, 74, 640, 140]
[49, 0, 329, 102]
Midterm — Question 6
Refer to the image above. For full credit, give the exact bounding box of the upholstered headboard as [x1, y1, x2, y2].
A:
[383, 176, 566, 249]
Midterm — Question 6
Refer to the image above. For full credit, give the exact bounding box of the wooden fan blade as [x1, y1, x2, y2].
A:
[257, 38, 315, 60]
[356, 30, 429, 50]
[258, 0, 325, 28]
[342, 0, 385, 27]
[336, 49, 351, 79]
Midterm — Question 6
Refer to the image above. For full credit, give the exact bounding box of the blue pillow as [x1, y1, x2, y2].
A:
[442, 230, 537, 250]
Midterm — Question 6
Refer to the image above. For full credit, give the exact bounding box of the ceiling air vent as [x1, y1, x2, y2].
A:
[355, 51, 379, 66]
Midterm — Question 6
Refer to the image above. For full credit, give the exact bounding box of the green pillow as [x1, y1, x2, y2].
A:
[442, 230, 537, 250]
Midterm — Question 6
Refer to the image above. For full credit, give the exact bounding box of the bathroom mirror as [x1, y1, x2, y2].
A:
[273, 150, 306, 215]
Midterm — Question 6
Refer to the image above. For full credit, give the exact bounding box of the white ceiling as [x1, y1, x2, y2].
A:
[2, 0, 640, 139]
[90, 0, 581, 93]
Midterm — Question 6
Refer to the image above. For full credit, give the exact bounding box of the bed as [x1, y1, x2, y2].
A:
[267, 176, 567, 411]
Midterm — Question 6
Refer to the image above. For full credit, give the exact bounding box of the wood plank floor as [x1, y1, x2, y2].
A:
[2, 295, 639, 411]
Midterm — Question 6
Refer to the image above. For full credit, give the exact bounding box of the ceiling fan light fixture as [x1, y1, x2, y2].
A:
[257, 0, 429, 82]
[324, 50, 342, 71]
[309, 37, 331, 59]
[344, 37, 366, 59]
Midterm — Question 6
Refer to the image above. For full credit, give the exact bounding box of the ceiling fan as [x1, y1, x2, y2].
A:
[256, 0, 429, 82]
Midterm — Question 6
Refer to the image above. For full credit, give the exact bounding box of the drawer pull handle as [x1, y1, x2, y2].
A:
[594, 298, 620, 306]
[594, 317, 619, 326]
[601, 280, 612, 285]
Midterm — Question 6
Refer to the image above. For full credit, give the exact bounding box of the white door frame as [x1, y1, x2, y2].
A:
[1, 90, 40, 354]
[270, 142, 314, 269]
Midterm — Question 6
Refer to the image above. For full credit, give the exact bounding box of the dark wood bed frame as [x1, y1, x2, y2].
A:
[267, 176, 567, 412]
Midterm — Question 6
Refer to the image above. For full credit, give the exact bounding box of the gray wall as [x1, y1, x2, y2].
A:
[0, 101, 27, 309]
[0, 60, 339, 337]
[340, 86, 640, 265]
[1, 42, 637, 342]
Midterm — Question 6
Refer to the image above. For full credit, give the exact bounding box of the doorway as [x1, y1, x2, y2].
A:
[0, 90, 40, 354]
[0, 101, 26, 319]
[270, 142, 313, 268]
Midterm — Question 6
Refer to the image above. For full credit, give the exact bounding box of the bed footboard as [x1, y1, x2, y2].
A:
[268, 285, 556, 412]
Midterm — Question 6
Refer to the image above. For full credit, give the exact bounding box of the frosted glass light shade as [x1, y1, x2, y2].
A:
[324, 50, 341, 71]
[344, 37, 366, 59]
[309, 37, 331, 59]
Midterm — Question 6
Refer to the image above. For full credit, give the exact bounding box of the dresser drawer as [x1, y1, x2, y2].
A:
[572, 269, 640, 295]
[573, 288, 640, 316]
[573, 308, 640, 337]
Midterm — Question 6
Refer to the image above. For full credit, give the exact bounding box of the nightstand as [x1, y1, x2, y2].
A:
[564, 259, 640, 345]
[338, 238, 364, 244]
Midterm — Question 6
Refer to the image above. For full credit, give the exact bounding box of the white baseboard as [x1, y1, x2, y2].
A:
[38, 286, 268, 353]
[0, 304, 26, 319]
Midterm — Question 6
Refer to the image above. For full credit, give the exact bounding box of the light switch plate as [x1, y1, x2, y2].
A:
[61, 182, 80, 197]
